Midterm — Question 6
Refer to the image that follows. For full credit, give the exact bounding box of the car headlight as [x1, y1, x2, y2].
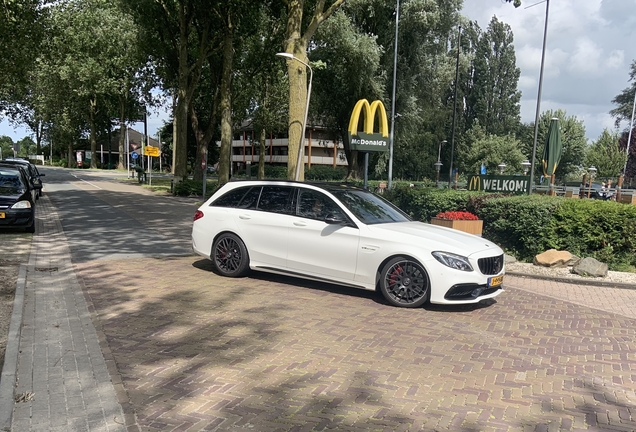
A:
[11, 200, 32, 209]
[431, 251, 473, 272]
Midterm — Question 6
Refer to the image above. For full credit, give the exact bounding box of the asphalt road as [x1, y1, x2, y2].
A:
[40, 167, 196, 262]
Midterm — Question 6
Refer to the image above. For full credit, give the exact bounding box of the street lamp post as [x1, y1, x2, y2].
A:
[435, 140, 446, 187]
[528, 0, 551, 195]
[277, 52, 313, 181]
[498, 162, 507, 175]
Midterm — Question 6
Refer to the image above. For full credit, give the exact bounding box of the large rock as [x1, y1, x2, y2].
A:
[572, 257, 608, 277]
[533, 249, 573, 268]
[504, 254, 517, 264]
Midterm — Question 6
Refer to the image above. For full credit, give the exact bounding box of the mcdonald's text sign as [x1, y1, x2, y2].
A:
[467, 175, 530, 195]
[348, 99, 389, 152]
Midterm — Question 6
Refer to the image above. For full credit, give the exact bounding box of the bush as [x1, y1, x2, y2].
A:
[382, 189, 636, 270]
[305, 165, 347, 181]
[478, 195, 560, 261]
[173, 179, 219, 198]
[549, 199, 636, 269]
[384, 187, 487, 222]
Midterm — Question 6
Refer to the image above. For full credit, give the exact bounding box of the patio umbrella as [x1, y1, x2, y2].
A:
[541, 117, 562, 195]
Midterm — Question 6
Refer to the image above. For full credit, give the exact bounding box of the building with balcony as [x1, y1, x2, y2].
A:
[227, 125, 347, 173]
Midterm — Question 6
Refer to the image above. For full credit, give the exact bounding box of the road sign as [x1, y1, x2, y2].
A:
[145, 146, 160, 157]
[131, 152, 139, 159]
[201, 159, 206, 170]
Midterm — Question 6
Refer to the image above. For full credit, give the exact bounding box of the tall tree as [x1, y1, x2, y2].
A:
[468, 16, 521, 136]
[0, 0, 45, 112]
[618, 126, 636, 182]
[310, 6, 384, 179]
[518, 109, 587, 182]
[457, 122, 525, 175]
[122, 0, 219, 179]
[585, 129, 627, 180]
[281, 0, 346, 181]
[610, 60, 636, 128]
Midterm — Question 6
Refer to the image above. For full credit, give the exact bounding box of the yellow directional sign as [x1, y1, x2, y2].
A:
[144, 145, 160, 157]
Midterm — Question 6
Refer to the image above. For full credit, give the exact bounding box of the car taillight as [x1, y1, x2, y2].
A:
[193, 210, 204, 222]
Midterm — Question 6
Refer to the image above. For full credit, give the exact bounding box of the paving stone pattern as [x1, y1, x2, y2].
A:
[11, 196, 127, 431]
[76, 256, 636, 432]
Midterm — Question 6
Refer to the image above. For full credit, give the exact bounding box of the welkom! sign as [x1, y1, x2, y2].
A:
[467, 175, 530, 195]
[347, 99, 389, 152]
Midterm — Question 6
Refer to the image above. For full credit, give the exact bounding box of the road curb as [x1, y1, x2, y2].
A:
[0, 264, 26, 431]
[507, 271, 636, 290]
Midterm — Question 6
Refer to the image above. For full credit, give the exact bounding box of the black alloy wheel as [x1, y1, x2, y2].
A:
[379, 257, 430, 308]
[212, 233, 250, 277]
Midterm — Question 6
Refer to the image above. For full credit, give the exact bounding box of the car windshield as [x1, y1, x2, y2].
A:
[329, 188, 411, 225]
[0, 173, 23, 193]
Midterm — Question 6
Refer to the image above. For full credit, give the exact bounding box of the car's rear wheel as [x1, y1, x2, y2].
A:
[379, 257, 430, 308]
[212, 233, 250, 277]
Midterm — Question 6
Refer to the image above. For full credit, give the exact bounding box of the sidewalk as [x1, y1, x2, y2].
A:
[0, 195, 129, 431]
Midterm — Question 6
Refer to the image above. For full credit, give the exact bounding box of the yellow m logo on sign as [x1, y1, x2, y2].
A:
[348, 99, 389, 138]
[468, 175, 481, 191]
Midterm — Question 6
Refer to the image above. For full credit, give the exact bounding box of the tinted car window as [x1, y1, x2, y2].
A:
[330, 189, 411, 224]
[257, 186, 293, 214]
[297, 189, 346, 221]
[211, 186, 253, 208]
[237, 187, 261, 209]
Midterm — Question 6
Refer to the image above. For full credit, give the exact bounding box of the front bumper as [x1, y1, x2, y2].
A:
[0, 208, 34, 229]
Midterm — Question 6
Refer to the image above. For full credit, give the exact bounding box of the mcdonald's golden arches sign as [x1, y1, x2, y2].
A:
[348, 99, 389, 152]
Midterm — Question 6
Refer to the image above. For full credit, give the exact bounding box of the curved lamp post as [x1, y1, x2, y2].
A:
[277, 52, 313, 181]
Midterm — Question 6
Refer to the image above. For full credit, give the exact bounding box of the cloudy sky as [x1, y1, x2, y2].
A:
[2, 0, 635, 144]
[461, 0, 636, 141]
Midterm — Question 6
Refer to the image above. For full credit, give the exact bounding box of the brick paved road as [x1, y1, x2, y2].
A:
[76, 256, 636, 432]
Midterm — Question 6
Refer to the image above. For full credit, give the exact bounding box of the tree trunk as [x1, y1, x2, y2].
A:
[258, 128, 266, 179]
[67, 141, 73, 168]
[118, 95, 126, 170]
[89, 97, 98, 169]
[217, 21, 234, 187]
[283, 0, 345, 181]
[173, 4, 189, 180]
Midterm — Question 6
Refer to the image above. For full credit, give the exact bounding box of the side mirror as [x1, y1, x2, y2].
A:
[39, 173, 45, 177]
[324, 213, 355, 228]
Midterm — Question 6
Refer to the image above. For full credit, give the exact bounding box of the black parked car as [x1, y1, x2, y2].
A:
[0, 164, 36, 233]
[1, 158, 45, 198]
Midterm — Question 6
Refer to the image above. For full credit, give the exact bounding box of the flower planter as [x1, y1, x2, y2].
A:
[430, 217, 483, 236]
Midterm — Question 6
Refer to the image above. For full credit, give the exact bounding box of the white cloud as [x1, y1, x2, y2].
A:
[607, 50, 625, 69]
[461, 0, 636, 141]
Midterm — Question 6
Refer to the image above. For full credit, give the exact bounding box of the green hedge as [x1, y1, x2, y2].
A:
[173, 179, 219, 198]
[382, 188, 636, 271]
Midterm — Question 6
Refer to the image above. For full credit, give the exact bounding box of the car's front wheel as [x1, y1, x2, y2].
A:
[379, 257, 430, 308]
[212, 233, 250, 277]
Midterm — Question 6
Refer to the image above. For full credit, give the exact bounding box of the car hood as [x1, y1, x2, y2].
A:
[367, 221, 501, 256]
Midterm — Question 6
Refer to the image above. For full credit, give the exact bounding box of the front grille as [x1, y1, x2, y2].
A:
[478, 254, 504, 275]
[445, 284, 502, 300]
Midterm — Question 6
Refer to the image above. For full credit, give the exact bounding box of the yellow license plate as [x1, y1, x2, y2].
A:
[0, 212, 5, 219]
[489, 275, 504, 287]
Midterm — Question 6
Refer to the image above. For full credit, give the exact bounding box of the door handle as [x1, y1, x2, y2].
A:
[293, 221, 307, 226]
[239, 214, 251, 220]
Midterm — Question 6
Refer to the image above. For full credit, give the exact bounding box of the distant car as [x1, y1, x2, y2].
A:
[0, 164, 36, 233]
[1, 158, 45, 198]
[191, 180, 505, 308]
[579, 182, 612, 200]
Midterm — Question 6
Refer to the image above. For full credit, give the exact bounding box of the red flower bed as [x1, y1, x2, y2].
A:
[435, 211, 479, 221]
